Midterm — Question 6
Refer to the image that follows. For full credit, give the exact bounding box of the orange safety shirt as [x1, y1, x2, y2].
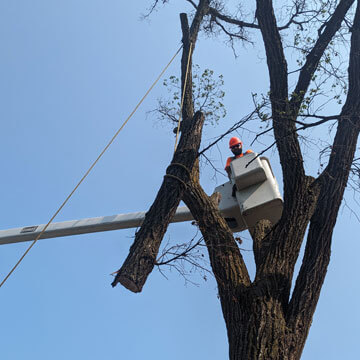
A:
[225, 149, 254, 171]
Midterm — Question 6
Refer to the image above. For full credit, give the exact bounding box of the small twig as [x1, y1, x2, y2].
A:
[155, 238, 203, 266]
[251, 127, 274, 146]
[202, 152, 228, 178]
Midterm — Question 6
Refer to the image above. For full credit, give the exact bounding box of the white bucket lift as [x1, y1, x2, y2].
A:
[216, 153, 283, 232]
[0, 153, 283, 245]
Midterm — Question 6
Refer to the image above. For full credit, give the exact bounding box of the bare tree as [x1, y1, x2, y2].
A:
[112, 1, 360, 358]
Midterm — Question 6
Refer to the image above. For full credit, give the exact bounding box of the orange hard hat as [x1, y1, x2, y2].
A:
[229, 137, 243, 148]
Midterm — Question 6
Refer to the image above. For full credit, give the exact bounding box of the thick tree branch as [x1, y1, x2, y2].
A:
[290, 0, 355, 114]
[208, 2, 317, 32]
[287, 1, 360, 352]
[208, 6, 260, 29]
[256, 0, 305, 205]
[111, 111, 204, 291]
[189, 0, 209, 41]
[182, 182, 251, 296]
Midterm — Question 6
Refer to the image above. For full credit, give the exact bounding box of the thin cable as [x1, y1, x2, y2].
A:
[0, 45, 183, 289]
[174, 43, 193, 153]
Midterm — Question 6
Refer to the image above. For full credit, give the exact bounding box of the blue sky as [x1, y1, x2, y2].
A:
[0, 1, 359, 359]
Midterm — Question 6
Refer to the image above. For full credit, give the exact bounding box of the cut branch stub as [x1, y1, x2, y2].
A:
[112, 111, 205, 292]
[180, 13, 194, 125]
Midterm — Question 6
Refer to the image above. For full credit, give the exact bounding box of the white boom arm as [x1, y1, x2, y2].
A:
[0, 206, 194, 246]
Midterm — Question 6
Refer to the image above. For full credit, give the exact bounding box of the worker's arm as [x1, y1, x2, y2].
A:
[225, 157, 233, 180]
[226, 168, 232, 181]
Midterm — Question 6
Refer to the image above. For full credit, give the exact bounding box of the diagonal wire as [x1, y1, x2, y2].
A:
[0, 45, 183, 289]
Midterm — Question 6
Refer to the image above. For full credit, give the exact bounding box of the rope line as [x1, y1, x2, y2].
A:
[164, 174, 188, 188]
[0, 45, 183, 289]
[166, 162, 192, 177]
[174, 43, 193, 153]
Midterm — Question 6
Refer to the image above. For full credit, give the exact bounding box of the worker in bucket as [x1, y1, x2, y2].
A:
[225, 137, 253, 193]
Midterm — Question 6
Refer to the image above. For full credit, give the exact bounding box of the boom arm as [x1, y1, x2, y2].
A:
[0, 206, 193, 245]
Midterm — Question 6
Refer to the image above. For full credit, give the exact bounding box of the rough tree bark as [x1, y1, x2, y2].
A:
[113, 0, 360, 359]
